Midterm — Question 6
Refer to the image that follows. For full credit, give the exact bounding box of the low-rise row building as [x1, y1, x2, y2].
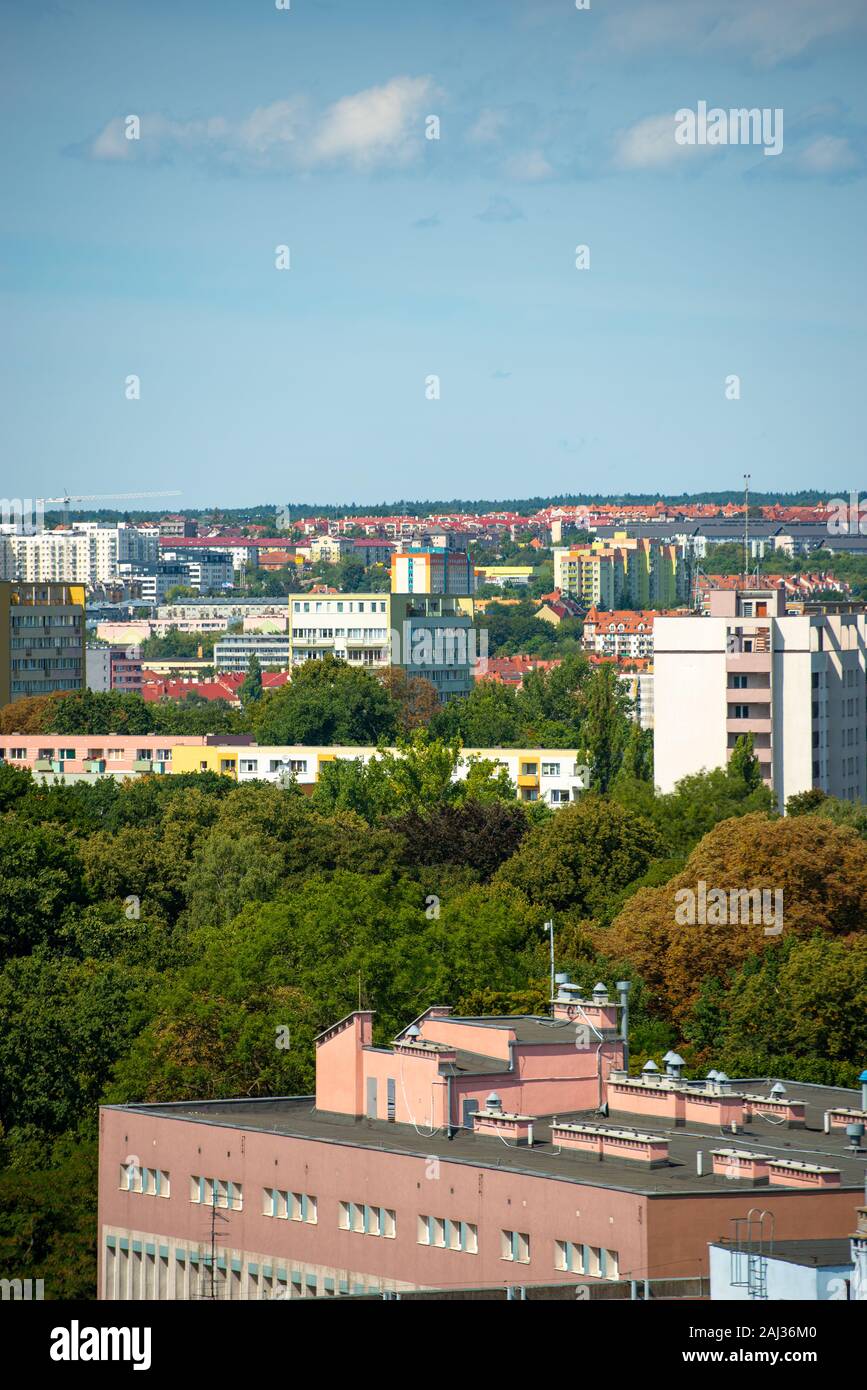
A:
[97, 985, 867, 1300]
[0, 736, 589, 804]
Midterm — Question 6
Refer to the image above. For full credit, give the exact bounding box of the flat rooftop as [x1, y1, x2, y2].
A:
[711, 1238, 853, 1269]
[109, 1078, 867, 1198]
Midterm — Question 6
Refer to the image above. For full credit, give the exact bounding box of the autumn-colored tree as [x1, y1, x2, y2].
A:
[603, 811, 867, 1026]
[0, 693, 59, 733]
[377, 665, 441, 732]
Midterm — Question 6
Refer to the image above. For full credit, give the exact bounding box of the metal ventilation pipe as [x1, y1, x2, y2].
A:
[617, 981, 631, 1070]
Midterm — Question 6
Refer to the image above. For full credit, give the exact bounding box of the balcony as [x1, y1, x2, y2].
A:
[726, 653, 772, 673]
[728, 686, 771, 703]
[726, 717, 772, 736]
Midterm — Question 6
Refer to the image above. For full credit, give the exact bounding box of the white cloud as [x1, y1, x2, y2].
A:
[613, 113, 708, 170]
[89, 118, 134, 162]
[310, 76, 435, 168]
[81, 77, 435, 173]
[236, 100, 304, 159]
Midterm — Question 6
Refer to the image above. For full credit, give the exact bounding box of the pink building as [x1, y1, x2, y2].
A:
[0, 733, 251, 779]
[97, 995, 867, 1300]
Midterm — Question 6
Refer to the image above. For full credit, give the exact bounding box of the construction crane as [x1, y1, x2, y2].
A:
[38, 490, 182, 526]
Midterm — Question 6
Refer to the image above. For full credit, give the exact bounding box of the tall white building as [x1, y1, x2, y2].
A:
[8, 524, 158, 586]
[655, 588, 867, 808]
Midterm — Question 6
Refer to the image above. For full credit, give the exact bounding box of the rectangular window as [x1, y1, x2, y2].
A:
[502, 1230, 530, 1263]
[541, 762, 560, 776]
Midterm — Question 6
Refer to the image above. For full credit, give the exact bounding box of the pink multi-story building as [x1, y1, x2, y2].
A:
[97, 986, 866, 1300]
[0, 733, 252, 779]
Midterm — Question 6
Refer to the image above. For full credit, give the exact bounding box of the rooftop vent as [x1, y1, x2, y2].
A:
[663, 1051, 685, 1077]
[770, 1081, 786, 1098]
[592, 982, 608, 1001]
[485, 1092, 502, 1112]
[405, 1024, 421, 1040]
[642, 1060, 660, 1074]
[846, 1122, 865, 1152]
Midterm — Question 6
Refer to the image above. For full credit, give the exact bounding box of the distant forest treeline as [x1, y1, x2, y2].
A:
[47, 490, 841, 527]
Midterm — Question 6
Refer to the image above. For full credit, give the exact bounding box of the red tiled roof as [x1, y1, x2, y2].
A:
[141, 671, 290, 703]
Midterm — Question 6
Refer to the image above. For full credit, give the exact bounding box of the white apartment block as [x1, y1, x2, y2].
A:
[213, 634, 291, 673]
[288, 594, 477, 702]
[655, 589, 867, 809]
[289, 595, 391, 669]
[619, 670, 654, 732]
[8, 524, 158, 587]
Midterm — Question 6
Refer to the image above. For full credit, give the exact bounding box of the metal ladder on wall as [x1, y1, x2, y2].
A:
[730, 1209, 775, 1300]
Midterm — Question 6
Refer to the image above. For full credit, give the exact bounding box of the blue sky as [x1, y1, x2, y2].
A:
[1, 0, 865, 508]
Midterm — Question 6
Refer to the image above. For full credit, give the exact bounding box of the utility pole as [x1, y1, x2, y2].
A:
[743, 473, 750, 587]
[543, 920, 554, 1004]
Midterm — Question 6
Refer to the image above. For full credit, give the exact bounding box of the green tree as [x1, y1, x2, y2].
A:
[239, 652, 264, 705]
[252, 655, 399, 745]
[494, 794, 662, 919]
[728, 732, 762, 792]
[0, 820, 87, 955]
[579, 663, 632, 791]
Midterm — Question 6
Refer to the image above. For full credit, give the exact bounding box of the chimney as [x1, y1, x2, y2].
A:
[617, 980, 631, 1069]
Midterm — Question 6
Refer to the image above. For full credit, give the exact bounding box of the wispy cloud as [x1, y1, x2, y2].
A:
[603, 0, 867, 68]
[76, 77, 437, 173]
[467, 108, 508, 145]
[476, 195, 525, 223]
[504, 149, 554, 181]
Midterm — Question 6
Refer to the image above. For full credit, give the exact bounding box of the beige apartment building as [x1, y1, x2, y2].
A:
[655, 588, 867, 809]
